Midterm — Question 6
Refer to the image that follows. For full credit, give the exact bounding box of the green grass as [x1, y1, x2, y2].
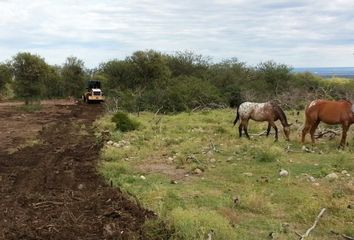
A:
[95, 109, 354, 240]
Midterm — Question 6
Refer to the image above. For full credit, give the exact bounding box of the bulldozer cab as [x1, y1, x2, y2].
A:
[86, 80, 101, 90]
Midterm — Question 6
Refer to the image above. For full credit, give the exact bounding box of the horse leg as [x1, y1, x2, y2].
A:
[266, 123, 271, 136]
[243, 120, 250, 139]
[339, 122, 350, 148]
[301, 121, 312, 144]
[269, 121, 278, 141]
[238, 122, 243, 138]
[309, 120, 320, 144]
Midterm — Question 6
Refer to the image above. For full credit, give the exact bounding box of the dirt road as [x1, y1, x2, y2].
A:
[0, 101, 154, 239]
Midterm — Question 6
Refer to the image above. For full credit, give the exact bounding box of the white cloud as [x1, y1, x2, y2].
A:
[0, 0, 354, 67]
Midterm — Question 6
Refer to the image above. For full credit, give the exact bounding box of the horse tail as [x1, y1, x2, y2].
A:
[233, 108, 240, 126]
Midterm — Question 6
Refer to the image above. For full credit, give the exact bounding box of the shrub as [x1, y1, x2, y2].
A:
[111, 112, 140, 132]
[161, 76, 225, 112]
[168, 208, 238, 240]
[252, 148, 278, 163]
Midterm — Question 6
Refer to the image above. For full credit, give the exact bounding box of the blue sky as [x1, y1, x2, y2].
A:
[1, 0, 354, 68]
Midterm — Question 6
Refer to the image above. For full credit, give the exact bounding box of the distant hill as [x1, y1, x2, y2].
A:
[293, 67, 354, 78]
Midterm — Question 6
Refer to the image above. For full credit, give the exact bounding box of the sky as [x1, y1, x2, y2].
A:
[1, 0, 354, 68]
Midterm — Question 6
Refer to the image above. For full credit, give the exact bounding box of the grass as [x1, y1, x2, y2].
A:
[18, 102, 42, 112]
[95, 109, 354, 240]
[7, 138, 42, 154]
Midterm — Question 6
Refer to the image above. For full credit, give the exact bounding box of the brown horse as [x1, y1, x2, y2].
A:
[302, 99, 354, 147]
[233, 101, 292, 141]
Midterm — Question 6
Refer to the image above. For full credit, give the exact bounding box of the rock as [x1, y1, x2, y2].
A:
[103, 223, 116, 237]
[302, 145, 309, 152]
[269, 232, 277, 239]
[140, 175, 146, 180]
[346, 173, 351, 177]
[257, 176, 269, 183]
[281, 223, 290, 233]
[243, 172, 253, 177]
[119, 140, 130, 146]
[206, 151, 213, 158]
[308, 176, 316, 182]
[209, 158, 216, 163]
[113, 143, 120, 148]
[77, 183, 84, 190]
[170, 180, 178, 184]
[107, 140, 113, 145]
[232, 195, 240, 206]
[313, 182, 320, 187]
[341, 170, 348, 175]
[325, 173, 338, 181]
[193, 168, 203, 174]
[227, 156, 234, 162]
[279, 169, 289, 177]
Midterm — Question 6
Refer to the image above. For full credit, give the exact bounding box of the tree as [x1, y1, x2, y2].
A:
[167, 51, 211, 78]
[61, 57, 86, 97]
[127, 50, 171, 88]
[0, 62, 12, 95]
[42, 65, 64, 98]
[255, 61, 292, 96]
[99, 60, 136, 91]
[209, 58, 249, 106]
[11, 52, 48, 104]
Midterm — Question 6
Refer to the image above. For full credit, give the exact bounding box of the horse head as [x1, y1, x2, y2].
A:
[283, 123, 292, 141]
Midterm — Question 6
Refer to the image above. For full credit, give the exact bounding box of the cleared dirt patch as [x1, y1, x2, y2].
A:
[0, 101, 156, 239]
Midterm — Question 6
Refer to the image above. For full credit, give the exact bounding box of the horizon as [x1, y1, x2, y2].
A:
[1, 0, 354, 68]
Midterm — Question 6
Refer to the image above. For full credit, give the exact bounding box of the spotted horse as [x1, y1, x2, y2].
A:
[233, 101, 292, 141]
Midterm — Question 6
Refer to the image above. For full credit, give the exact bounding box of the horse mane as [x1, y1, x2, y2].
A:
[270, 102, 289, 127]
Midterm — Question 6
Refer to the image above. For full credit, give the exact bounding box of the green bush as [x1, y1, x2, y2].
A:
[252, 148, 278, 163]
[168, 208, 238, 240]
[111, 112, 140, 132]
[161, 76, 225, 112]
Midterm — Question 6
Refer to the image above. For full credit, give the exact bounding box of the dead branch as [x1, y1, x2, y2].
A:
[32, 201, 65, 208]
[154, 106, 163, 118]
[342, 235, 354, 240]
[331, 231, 354, 240]
[299, 208, 326, 240]
[249, 130, 268, 136]
[315, 129, 340, 139]
[191, 103, 227, 113]
[191, 105, 202, 112]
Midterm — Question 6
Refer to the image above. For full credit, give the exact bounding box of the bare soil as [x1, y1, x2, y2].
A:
[0, 101, 156, 239]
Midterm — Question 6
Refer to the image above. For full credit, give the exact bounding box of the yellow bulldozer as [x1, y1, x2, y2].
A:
[82, 80, 105, 103]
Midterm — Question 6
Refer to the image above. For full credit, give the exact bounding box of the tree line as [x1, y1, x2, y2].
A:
[0, 53, 86, 104]
[1, 50, 354, 111]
